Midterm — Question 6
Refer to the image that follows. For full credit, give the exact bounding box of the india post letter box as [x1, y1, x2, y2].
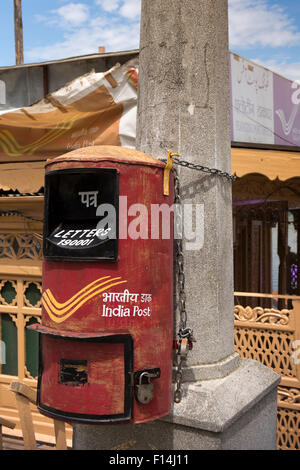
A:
[29, 146, 174, 424]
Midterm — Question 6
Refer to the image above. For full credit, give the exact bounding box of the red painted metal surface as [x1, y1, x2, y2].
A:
[41, 336, 126, 417]
[35, 146, 174, 425]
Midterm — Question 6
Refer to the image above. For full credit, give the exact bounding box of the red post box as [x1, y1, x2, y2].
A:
[29, 146, 174, 424]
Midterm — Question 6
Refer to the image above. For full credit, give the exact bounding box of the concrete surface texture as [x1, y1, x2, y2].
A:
[137, 0, 235, 368]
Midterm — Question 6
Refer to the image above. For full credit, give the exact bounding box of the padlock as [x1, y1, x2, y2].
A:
[135, 372, 154, 405]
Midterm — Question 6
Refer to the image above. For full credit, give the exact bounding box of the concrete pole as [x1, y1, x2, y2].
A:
[73, 0, 280, 450]
[137, 0, 237, 377]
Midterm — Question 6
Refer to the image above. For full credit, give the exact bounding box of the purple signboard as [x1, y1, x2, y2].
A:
[230, 52, 300, 148]
[274, 74, 300, 147]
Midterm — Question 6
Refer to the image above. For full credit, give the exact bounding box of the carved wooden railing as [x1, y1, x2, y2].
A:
[234, 292, 300, 451]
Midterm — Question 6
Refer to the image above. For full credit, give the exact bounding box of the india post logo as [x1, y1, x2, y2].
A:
[42, 276, 127, 324]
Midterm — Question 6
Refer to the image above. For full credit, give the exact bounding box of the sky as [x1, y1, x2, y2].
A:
[1, 0, 300, 81]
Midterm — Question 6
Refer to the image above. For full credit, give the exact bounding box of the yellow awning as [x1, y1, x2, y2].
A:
[231, 148, 300, 180]
[0, 147, 300, 195]
[0, 161, 45, 193]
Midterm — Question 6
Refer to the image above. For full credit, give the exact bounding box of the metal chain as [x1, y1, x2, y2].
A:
[173, 171, 196, 404]
[168, 151, 233, 402]
[162, 156, 237, 181]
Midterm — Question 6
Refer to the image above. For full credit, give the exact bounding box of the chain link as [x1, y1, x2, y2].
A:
[173, 172, 196, 404]
[162, 156, 236, 181]
[169, 151, 233, 402]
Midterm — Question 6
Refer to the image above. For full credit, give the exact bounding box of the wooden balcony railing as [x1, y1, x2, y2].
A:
[234, 292, 300, 450]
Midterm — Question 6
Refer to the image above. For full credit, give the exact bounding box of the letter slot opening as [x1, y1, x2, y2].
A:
[59, 359, 88, 385]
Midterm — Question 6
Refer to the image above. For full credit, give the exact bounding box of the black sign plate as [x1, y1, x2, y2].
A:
[44, 168, 119, 261]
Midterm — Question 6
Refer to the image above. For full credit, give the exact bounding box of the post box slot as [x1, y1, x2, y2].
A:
[37, 334, 134, 423]
[59, 359, 88, 385]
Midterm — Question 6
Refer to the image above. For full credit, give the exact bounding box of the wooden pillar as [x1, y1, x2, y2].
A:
[296, 215, 300, 295]
[263, 214, 272, 308]
[278, 204, 289, 308]
[14, 0, 24, 65]
[43, 65, 49, 97]
[293, 210, 300, 297]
